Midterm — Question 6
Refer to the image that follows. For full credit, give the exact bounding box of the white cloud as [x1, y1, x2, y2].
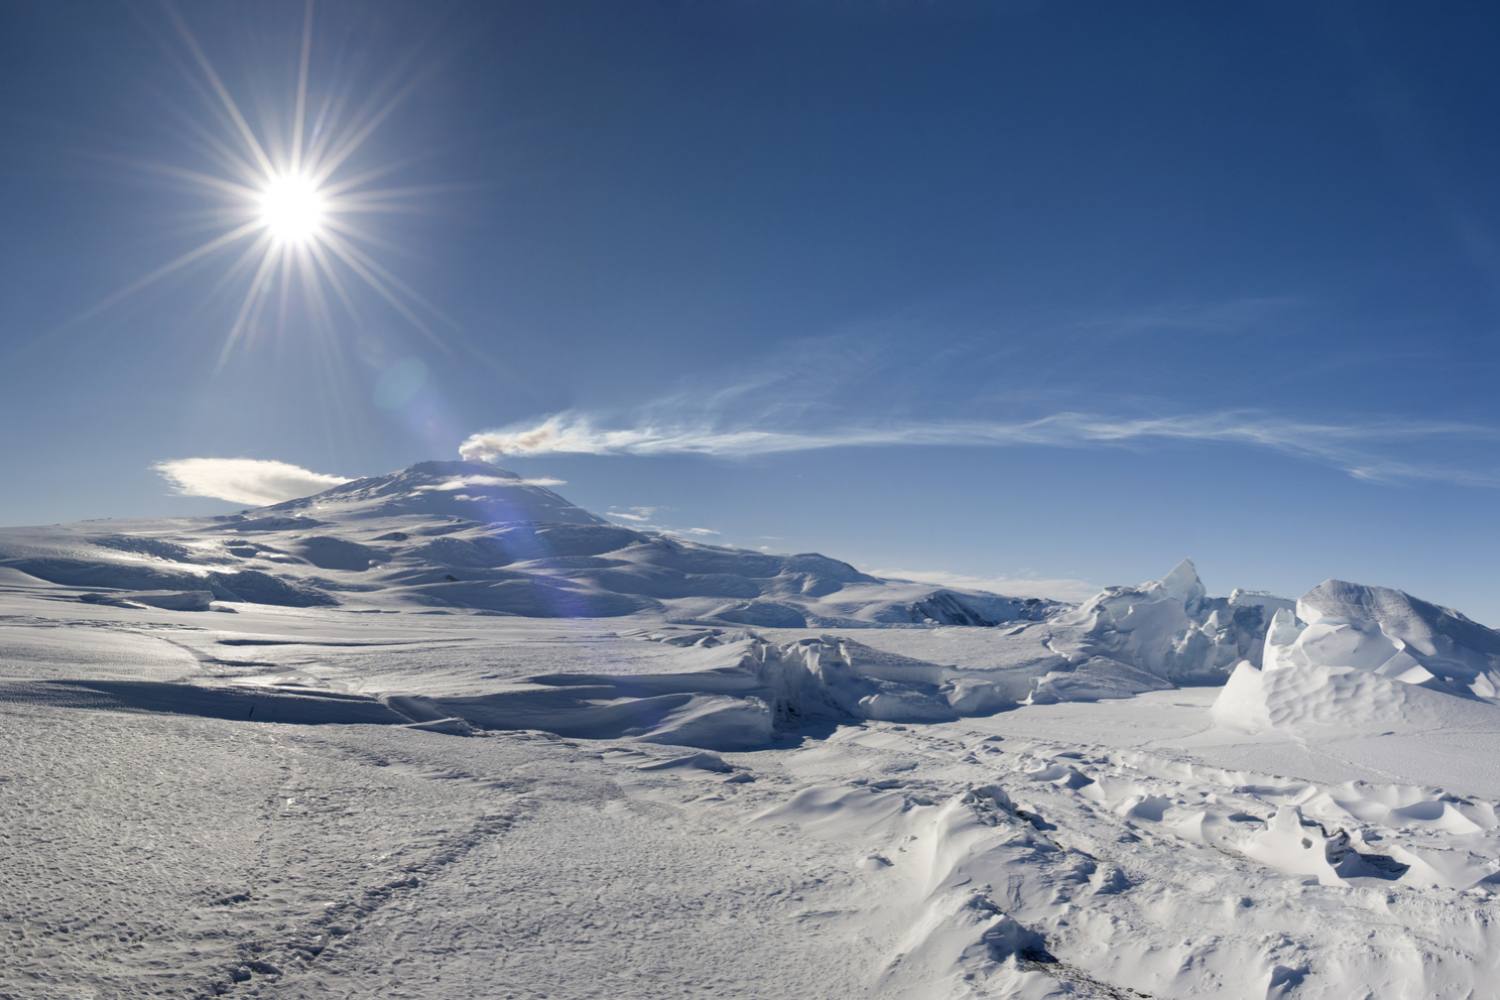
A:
[458, 409, 1500, 486]
[154, 458, 351, 506]
[415, 474, 567, 493]
[600, 505, 718, 539]
[870, 567, 1100, 603]
[606, 506, 657, 523]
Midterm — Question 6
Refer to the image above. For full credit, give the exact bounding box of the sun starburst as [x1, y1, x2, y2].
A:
[82, 1, 450, 365]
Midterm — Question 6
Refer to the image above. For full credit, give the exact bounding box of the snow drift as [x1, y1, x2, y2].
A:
[1214, 579, 1500, 735]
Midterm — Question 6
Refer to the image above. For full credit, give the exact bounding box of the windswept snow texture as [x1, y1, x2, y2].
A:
[3, 462, 1500, 998]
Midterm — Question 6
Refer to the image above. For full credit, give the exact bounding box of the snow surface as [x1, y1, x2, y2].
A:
[2, 461, 1498, 998]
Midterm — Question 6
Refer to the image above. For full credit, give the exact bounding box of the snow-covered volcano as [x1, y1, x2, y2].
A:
[262, 460, 609, 526]
[0, 460, 1059, 627]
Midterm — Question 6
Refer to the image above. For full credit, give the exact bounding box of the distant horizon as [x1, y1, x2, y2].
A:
[7, 452, 1495, 629]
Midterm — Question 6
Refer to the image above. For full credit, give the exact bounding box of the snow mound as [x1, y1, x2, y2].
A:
[79, 590, 215, 612]
[1214, 581, 1500, 736]
[1296, 579, 1500, 698]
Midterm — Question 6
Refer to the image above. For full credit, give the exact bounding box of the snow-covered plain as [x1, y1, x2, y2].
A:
[2, 462, 1498, 998]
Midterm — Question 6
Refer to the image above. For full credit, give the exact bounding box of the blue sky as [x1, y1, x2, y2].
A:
[3, 1, 1499, 621]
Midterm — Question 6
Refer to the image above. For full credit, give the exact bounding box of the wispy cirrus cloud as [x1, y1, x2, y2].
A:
[458, 410, 1500, 487]
[456, 307, 1500, 489]
[154, 458, 351, 506]
[602, 505, 719, 539]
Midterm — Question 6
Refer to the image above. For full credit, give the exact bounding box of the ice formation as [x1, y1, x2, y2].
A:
[1214, 579, 1500, 734]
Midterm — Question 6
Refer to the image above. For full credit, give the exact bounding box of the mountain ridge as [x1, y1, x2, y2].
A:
[0, 460, 1063, 627]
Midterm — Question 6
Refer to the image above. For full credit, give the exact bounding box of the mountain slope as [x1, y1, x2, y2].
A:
[0, 460, 1061, 627]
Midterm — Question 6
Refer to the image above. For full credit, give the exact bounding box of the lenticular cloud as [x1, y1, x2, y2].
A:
[154, 457, 351, 506]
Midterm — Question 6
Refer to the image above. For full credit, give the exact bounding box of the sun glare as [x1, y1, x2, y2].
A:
[259, 173, 325, 244]
[79, 2, 451, 364]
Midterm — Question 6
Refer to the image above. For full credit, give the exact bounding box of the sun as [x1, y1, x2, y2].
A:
[76, 2, 452, 363]
[258, 172, 326, 245]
